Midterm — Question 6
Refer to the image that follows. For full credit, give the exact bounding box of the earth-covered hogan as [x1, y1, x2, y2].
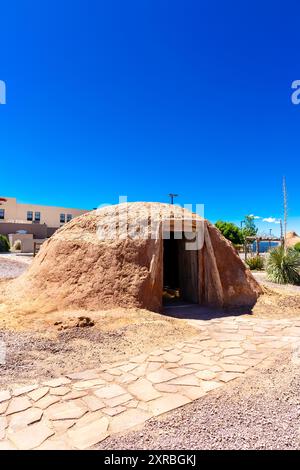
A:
[4, 202, 261, 314]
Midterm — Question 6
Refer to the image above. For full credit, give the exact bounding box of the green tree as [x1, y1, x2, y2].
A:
[242, 215, 258, 238]
[215, 220, 243, 245]
[0, 235, 10, 253]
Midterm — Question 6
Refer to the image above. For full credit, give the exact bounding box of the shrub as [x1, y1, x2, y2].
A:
[246, 255, 264, 270]
[294, 242, 300, 253]
[266, 246, 300, 285]
[13, 240, 22, 251]
[0, 234, 10, 252]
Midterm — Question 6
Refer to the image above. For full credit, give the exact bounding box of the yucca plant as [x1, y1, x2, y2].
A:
[266, 246, 300, 285]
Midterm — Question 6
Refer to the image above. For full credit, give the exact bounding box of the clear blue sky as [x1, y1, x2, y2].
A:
[1, 0, 300, 235]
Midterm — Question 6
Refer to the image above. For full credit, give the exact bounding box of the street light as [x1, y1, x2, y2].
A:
[168, 194, 178, 205]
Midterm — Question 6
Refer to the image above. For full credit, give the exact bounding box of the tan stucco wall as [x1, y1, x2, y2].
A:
[0, 197, 88, 228]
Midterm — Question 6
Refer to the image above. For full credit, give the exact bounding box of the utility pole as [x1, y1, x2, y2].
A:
[283, 176, 288, 249]
[168, 193, 178, 205]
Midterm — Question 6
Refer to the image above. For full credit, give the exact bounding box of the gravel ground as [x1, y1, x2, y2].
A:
[253, 271, 300, 294]
[97, 352, 300, 450]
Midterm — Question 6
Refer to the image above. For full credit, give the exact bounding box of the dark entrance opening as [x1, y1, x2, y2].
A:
[163, 232, 199, 305]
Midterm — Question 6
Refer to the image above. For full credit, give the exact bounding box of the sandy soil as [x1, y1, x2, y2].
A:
[97, 351, 300, 450]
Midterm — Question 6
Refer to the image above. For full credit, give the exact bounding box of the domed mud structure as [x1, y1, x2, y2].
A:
[8, 202, 261, 312]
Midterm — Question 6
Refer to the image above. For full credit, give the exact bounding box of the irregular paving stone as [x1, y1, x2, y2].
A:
[169, 367, 196, 377]
[147, 362, 163, 373]
[35, 395, 60, 410]
[46, 401, 87, 420]
[28, 387, 49, 402]
[7, 422, 54, 450]
[74, 410, 103, 429]
[8, 408, 43, 431]
[195, 370, 217, 380]
[147, 394, 191, 416]
[0, 401, 9, 414]
[102, 406, 126, 416]
[82, 395, 106, 412]
[98, 372, 114, 382]
[94, 384, 127, 400]
[147, 356, 165, 363]
[0, 440, 17, 450]
[67, 416, 109, 449]
[0, 416, 8, 439]
[106, 368, 122, 376]
[66, 369, 99, 381]
[103, 393, 133, 408]
[168, 374, 201, 387]
[6, 397, 31, 416]
[128, 378, 161, 402]
[49, 386, 71, 396]
[162, 352, 181, 362]
[131, 364, 148, 377]
[12, 384, 38, 397]
[131, 353, 149, 364]
[109, 408, 152, 433]
[147, 368, 177, 384]
[63, 390, 88, 401]
[222, 348, 245, 357]
[218, 372, 243, 383]
[43, 377, 71, 388]
[221, 363, 249, 373]
[0, 390, 11, 403]
[126, 399, 139, 408]
[73, 379, 106, 390]
[154, 383, 180, 393]
[51, 419, 76, 433]
[118, 364, 137, 373]
[179, 354, 215, 366]
[37, 438, 72, 450]
[177, 385, 207, 400]
[117, 373, 137, 384]
[200, 380, 222, 392]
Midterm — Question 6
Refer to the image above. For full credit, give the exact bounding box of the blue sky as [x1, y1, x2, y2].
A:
[0, 0, 300, 236]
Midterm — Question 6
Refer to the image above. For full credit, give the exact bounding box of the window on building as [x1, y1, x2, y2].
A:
[27, 211, 33, 221]
[60, 213, 65, 224]
[34, 212, 41, 222]
[66, 214, 72, 222]
[0, 209, 4, 220]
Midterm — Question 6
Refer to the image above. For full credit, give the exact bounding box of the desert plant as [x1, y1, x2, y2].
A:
[246, 255, 264, 270]
[294, 242, 300, 253]
[266, 246, 300, 285]
[13, 240, 22, 251]
[0, 234, 10, 252]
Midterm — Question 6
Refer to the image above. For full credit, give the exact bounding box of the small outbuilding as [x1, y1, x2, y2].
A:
[9, 202, 261, 312]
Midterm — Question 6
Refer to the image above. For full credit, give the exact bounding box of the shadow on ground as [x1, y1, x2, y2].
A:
[162, 302, 253, 320]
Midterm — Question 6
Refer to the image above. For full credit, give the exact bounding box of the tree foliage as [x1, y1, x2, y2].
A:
[215, 220, 243, 245]
[242, 215, 258, 238]
[0, 235, 10, 253]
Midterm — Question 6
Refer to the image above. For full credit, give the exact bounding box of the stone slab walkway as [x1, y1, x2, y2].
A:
[1, 316, 300, 449]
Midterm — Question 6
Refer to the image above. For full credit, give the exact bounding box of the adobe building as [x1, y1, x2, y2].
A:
[0, 196, 89, 251]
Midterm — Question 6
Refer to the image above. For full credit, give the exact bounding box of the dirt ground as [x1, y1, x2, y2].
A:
[0, 259, 300, 388]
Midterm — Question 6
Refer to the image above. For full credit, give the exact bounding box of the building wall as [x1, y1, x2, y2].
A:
[0, 222, 48, 239]
[0, 197, 88, 228]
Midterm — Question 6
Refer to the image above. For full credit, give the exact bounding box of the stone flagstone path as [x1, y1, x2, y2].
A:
[1, 316, 300, 450]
